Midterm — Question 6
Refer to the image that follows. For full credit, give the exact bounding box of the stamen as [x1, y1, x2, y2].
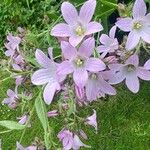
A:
[133, 22, 142, 30]
[76, 26, 85, 36]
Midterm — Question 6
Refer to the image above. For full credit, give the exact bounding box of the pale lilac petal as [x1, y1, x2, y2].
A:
[133, 0, 146, 19]
[35, 49, 53, 68]
[108, 63, 124, 71]
[99, 34, 110, 45]
[79, 0, 96, 23]
[73, 69, 88, 88]
[31, 69, 55, 85]
[116, 18, 132, 32]
[86, 58, 106, 72]
[47, 110, 58, 117]
[125, 74, 139, 93]
[5, 49, 14, 57]
[26, 146, 37, 150]
[125, 31, 140, 50]
[109, 25, 117, 38]
[75, 85, 85, 100]
[61, 41, 77, 60]
[85, 22, 103, 35]
[86, 78, 99, 101]
[12, 64, 22, 71]
[7, 89, 15, 97]
[137, 68, 150, 80]
[43, 82, 60, 105]
[72, 135, 91, 150]
[140, 27, 150, 44]
[18, 115, 28, 125]
[125, 54, 139, 66]
[78, 37, 95, 57]
[16, 142, 25, 150]
[69, 36, 83, 47]
[61, 2, 78, 25]
[57, 61, 74, 75]
[144, 59, 150, 70]
[97, 45, 108, 53]
[98, 75, 116, 95]
[51, 23, 71, 37]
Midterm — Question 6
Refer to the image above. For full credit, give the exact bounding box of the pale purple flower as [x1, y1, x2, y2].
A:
[51, 0, 103, 47]
[58, 129, 90, 150]
[47, 110, 58, 117]
[16, 142, 37, 150]
[31, 49, 66, 105]
[104, 56, 118, 64]
[108, 54, 150, 93]
[57, 37, 106, 88]
[85, 72, 116, 101]
[2, 89, 18, 109]
[97, 26, 119, 58]
[75, 85, 85, 101]
[5, 34, 21, 57]
[86, 109, 98, 131]
[58, 129, 74, 150]
[72, 135, 91, 150]
[17, 115, 31, 127]
[116, 0, 150, 50]
[79, 130, 88, 140]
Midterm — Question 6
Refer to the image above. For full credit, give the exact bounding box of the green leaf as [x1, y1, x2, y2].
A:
[0, 121, 25, 130]
[35, 92, 48, 132]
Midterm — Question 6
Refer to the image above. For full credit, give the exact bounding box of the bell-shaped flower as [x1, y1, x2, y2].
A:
[97, 26, 119, 58]
[108, 54, 150, 93]
[57, 37, 106, 88]
[31, 49, 66, 105]
[116, 0, 150, 50]
[85, 72, 116, 101]
[2, 89, 18, 109]
[86, 109, 98, 131]
[51, 0, 103, 47]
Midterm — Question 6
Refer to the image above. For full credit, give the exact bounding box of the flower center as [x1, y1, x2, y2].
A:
[75, 26, 85, 36]
[90, 73, 98, 80]
[133, 22, 142, 30]
[75, 58, 84, 67]
[127, 64, 136, 72]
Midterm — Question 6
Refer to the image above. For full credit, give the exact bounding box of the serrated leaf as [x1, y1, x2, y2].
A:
[0, 121, 25, 130]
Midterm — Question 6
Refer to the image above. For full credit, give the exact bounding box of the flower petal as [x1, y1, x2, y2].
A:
[35, 49, 53, 68]
[137, 68, 150, 80]
[73, 69, 88, 88]
[85, 21, 103, 35]
[57, 61, 74, 75]
[125, 31, 140, 50]
[99, 34, 110, 45]
[116, 18, 132, 32]
[78, 37, 95, 57]
[86, 58, 106, 72]
[109, 25, 117, 38]
[133, 0, 146, 19]
[144, 59, 150, 70]
[69, 35, 83, 47]
[61, 2, 78, 25]
[125, 54, 139, 66]
[140, 27, 150, 44]
[51, 23, 71, 37]
[125, 74, 139, 93]
[31, 69, 56, 85]
[79, 0, 96, 23]
[16, 142, 25, 150]
[7, 89, 15, 97]
[98, 74, 116, 95]
[43, 82, 60, 105]
[61, 41, 77, 60]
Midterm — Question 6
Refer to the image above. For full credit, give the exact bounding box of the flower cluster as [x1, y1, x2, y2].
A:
[2, 0, 150, 149]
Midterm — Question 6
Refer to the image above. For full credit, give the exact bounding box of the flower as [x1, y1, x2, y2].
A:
[116, 0, 150, 50]
[86, 109, 98, 131]
[58, 129, 90, 150]
[85, 72, 116, 101]
[31, 49, 66, 105]
[97, 26, 119, 58]
[51, 0, 103, 47]
[47, 110, 59, 117]
[2, 89, 18, 109]
[57, 37, 106, 88]
[17, 115, 31, 127]
[58, 129, 74, 150]
[5, 34, 21, 57]
[75, 85, 85, 101]
[16, 142, 37, 150]
[108, 54, 150, 93]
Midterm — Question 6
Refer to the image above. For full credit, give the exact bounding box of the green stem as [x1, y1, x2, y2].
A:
[101, 0, 118, 8]
[0, 130, 12, 134]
